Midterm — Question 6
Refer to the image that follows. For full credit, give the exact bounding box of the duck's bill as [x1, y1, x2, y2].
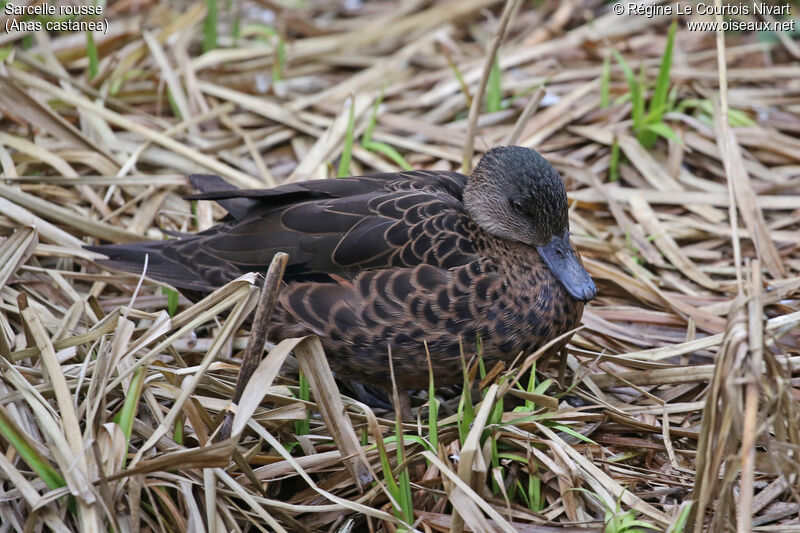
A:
[536, 232, 597, 302]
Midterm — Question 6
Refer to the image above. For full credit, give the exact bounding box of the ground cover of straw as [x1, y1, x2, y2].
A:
[0, 1, 799, 531]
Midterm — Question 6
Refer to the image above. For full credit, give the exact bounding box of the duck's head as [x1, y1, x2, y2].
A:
[463, 146, 597, 302]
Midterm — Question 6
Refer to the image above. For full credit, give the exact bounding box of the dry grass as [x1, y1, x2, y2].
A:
[0, 1, 799, 531]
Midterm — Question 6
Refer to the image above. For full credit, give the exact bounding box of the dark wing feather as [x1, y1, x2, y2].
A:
[88, 170, 478, 293]
[85, 240, 221, 292]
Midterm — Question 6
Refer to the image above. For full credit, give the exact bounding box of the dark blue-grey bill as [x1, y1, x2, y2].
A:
[536, 232, 597, 302]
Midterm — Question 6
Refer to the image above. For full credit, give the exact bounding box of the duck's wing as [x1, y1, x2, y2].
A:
[88, 170, 480, 292]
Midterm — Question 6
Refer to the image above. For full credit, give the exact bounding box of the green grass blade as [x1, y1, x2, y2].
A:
[546, 422, 597, 445]
[609, 138, 620, 182]
[650, 19, 677, 120]
[86, 31, 99, 80]
[377, 434, 435, 453]
[727, 108, 756, 126]
[614, 50, 646, 140]
[641, 122, 682, 144]
[427, 355, 439, 453]
[667, 502, 693, 532]
[337, 99, 356, 177]
[639, 20, 677, 148]
[272, 37, 286, 81]
[477, 336, 486, 383]
[397, 467, 413, 524]
[363, 141, 413, 170]
[115, 367, 146, 459]
[362, 90, 383, 146]
[486, 54, 502, 113]
[202, 0, 218, 53]
[166, 89, 183, 120]
[360, 88, 412, 170]
[488, 397, 503, 494]
[173, 415, 183, 445]
[394, 410, 414, 524]
[529, 463, 541, 510]
[0, 406, 66, 490]
[376, 436, 400, 496]
[515, 479, 529, 507]
[162, 286, 179, 316]
[443, 48, 472, 106]
[457, 343, 475, 444]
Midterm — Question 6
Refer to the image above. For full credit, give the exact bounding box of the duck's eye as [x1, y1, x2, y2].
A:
[510, 199, 525, 213]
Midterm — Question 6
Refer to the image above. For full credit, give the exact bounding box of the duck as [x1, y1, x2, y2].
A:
[89, 146, 596, 407]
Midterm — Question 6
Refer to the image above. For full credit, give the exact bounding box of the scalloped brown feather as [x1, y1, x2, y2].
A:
[89, 168, 584, 388]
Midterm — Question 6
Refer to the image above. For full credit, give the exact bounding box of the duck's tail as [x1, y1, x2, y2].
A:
[85, 239, 217, 293]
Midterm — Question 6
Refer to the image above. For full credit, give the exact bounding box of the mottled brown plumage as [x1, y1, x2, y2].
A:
[89, 146, 596, 389]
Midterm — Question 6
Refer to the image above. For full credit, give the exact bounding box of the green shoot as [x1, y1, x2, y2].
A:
[86, 31, 99, 80]
[486, 54, 503, 112]
[528, 457, 543, 511]
[241, 24, 285, 80]
[488, 396, 504, 494]
[613, 20, 678, 148]
[441, 45, 472, 107]
[676, 98, 756, 127]
[512, 457, 542, 511]
[641, 122, 681, 144]
[109, 69, 146, 95]
[569, 489, 657, 533]
[426, 344, 439, 453]
[513, 362, 552, 412]
[609, 138, 620, 182]
[203, 0, 218, 53]
[114, 366, 146, 466]
[377, 434, 435, 453]
[394, 408, 414, 526]
[0, 407, 66, 490]
[457, 342, 475, 444]
[362, 91, 382, 146]
[476, 336, 486, 385]
[666, 503, 693, 533]
[166, 89, 182, 120]
[364, 142, 413, 170]
[337, 99, 356, 177]
[272, 36, 286, 81]
[605, 507, 658, 533]
[362, 90, 413, 170]
[161, 286, 179, 317]
[173, 414, 183, 445]
[373, 410, 414, 526]
[115, 367, 144, 440]
[639, 19, 678, 147]
[529, 463, 542, 511]
[544, 421, 597, 445]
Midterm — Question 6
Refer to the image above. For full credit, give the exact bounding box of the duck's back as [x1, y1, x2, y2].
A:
[90, 171, 480, 292]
